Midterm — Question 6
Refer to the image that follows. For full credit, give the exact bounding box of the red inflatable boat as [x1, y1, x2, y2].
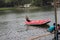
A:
[25, 19, 50, 25]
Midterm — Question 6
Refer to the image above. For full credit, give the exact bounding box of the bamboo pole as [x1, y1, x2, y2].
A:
[29, 33, 54, 40]
[54, 0, 58, 40]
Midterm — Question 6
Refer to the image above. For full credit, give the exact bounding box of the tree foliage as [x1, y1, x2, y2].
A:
[0, 0, 53, 7]
[32, 0, 42, 6]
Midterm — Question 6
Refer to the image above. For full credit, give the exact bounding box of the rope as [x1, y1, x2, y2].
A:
[29, 33, 54, 40]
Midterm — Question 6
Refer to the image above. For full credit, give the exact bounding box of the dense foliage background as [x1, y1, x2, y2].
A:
[0, 0, 53, 7]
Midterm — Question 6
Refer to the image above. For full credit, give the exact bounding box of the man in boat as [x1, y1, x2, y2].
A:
[26, 16, 31, 22]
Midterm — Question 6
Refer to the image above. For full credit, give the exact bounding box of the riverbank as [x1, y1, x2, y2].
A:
[0, 6, 54, 12]
[0, 8, 16, 11]
[0, 7, 41, 11]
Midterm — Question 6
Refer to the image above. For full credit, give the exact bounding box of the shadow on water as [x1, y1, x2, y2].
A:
[25, 6, 54, 13]
[3, 6, 54, 14]
[11, 9, 26, 13]
[35, 24, 50, 28]
[0, 11, 7, 15]
[40, 6, 54, 11]
[25, 24, 50, 28]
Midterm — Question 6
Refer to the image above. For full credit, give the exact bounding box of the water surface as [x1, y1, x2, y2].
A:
[0, 8, 60, 40]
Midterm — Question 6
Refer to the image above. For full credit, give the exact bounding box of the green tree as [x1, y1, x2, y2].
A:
[42, 0, 53, 6]
[4, 0, 17, 7]
[32, 0, 42, 6]
[0, 0, 5, 7]
[18, 0, 32, 5]
[32, 0, 53, 7]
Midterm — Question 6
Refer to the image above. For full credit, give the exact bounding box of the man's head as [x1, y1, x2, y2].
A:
[57, 24, 60, 26]
[53, 23, 56, 26]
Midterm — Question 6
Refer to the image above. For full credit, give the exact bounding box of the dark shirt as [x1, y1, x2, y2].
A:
[26, 18, 31, 22]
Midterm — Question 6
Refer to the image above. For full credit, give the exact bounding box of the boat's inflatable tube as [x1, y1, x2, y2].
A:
[25, 19, 50, 25]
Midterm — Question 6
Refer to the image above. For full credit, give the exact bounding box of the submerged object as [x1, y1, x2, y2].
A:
[25, 19, 50, 26]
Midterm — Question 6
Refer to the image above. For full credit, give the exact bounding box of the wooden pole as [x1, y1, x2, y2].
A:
[29, 33, 53, 40]
[54, 0, 58, 40]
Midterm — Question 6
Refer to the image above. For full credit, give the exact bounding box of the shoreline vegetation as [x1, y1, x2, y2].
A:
[0, 7, 40, 10]
[0, 0, 59, 11]
[0, 6, 54, 11]
[0, 8, 17, 11]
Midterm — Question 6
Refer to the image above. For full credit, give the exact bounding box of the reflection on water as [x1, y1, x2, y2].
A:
[0, 8, 60, 40]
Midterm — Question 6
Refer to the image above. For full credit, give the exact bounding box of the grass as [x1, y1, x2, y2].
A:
[0, 6, 54, 11]
[0, 8, 16, 11]
[0, 7, 36, 11]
